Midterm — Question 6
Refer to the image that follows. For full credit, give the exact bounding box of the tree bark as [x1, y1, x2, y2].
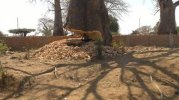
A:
[53, 0, 64, 36]
[65, 0, 112, 45]
[157, 0, 178, 34]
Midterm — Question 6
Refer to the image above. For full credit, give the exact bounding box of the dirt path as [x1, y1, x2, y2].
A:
[0, 46, 179, 100]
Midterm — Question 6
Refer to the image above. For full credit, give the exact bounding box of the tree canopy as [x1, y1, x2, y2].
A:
[37, 17, 53, 36]
[109, 15, 119, 33]
[105, 0, 128, 17]
[30, 0, 64, 36]
[9, 28, 35, 37]
[131, 25, 153, 35]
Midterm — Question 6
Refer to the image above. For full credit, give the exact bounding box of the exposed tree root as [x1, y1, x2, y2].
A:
[150, 75, 163, 100]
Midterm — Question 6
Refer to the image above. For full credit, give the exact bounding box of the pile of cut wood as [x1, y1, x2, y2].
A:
[32, 38, 122, 60]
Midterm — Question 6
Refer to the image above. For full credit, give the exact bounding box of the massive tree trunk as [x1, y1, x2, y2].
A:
[65, 0, 112, 45]
[53, 0, 64, 36]
[157, 0, 179, 34]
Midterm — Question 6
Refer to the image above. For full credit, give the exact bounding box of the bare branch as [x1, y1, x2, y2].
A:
[105, 0, 128, 17]
[174, 0, 179, 8]
[154, 9, 160, 15]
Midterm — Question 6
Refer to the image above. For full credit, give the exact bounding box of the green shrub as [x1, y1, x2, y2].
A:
[112, 41, 124, 48]
[112, 40, 125, 54]
[0, 40, 8, 55]
[95, 40, 103, 59]
[0, 62, 6, 77]
[0, 62, 15, 89]
[0, 62, 7, 88]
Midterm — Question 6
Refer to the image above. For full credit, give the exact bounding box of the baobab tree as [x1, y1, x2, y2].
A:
[65, 0, 112, 45]
[31, 0, 64, 36]
[156, 0, 179, 34]
[61, 0, 128, 17]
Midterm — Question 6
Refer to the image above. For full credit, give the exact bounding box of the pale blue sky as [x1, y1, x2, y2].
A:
[0, 0, 179, 35]
[119, 0, 159, 34]
[0, 0, 49, 36]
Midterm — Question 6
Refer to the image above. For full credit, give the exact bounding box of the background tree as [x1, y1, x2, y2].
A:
[37, 17, 53, 36]
[139, 26, 153, 34]
[131, 25, 153, 35]
[0, 31, 4, 37]
[153, 21, 159, 33]
[9, 28, 35, 37]
[31, 0, 128, 38]
[131, 30, 140, 35]
[109, 15, 119, 33]
[53, 0, 64, 36]
[31, 0, 64, 36]
[153, 0, 179, 34]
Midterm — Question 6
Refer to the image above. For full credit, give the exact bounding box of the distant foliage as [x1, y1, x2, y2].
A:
[176, 26, 179, 33]
[105, 0, 128, 17]
[0, 31, 4, 37]
[153, 21, 160, 34]
[37, 17, 53, 36]
[131, 26, 153, 35]
[9, 28, 35, 37]
[131, 30, 140, 35]
[109, 15, 119, 33]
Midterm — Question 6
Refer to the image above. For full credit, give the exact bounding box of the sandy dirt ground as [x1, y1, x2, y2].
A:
[0, 46, 179, 100]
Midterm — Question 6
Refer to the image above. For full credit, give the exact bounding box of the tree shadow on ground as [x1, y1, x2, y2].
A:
[119, 48, 179, 100]
[2, 48, 179, 100]
[2, 59, 117, 100]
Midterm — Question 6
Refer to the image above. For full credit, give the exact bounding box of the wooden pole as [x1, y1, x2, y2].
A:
[17, 17, 19, 29]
